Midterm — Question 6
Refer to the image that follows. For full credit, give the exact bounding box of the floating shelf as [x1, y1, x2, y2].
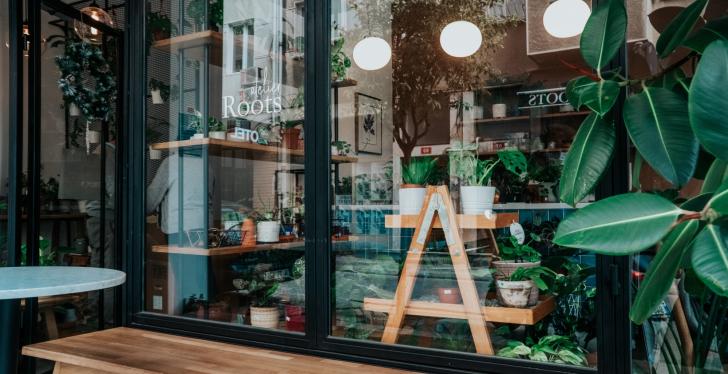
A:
[385, 212, 518, 229]
[152, 31, 223, 66]
[475, 111, 590, 125]
[149, 138, 358, 164]
[363, 296, 555, 325]
[331, 78, 358, 88]
[480, 147, 570, 156]
[151, 239, 305, 256]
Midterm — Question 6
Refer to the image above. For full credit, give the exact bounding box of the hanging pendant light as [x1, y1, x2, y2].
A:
[543, 0, 591, 38]
[353, 37, 392, 71]
[74, 4, 113, 44]
[440, 21, 482, 58]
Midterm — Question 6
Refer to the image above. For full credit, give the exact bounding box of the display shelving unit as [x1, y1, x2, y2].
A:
[363, 185, 555, 355]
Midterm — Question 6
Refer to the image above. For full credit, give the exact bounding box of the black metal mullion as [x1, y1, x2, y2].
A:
[0, 0, 26, 371]
[114, 35, 126, 328]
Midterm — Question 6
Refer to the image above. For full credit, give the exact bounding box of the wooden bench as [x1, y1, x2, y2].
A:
[22, 327, 416, 373]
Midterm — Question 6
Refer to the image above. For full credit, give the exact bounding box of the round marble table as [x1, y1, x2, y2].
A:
[0, 266, 126, 300]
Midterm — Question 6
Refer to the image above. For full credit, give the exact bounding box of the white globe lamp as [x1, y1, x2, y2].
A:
[352, 37, 392, 71]
[440, 21, 482, 57]
[543, 0, 591, 38]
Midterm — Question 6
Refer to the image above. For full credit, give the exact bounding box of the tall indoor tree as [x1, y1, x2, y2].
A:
[552, 0, 728, 369]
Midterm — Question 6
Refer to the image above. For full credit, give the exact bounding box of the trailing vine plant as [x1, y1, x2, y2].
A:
[55, 39, 117, 151]
[551, 0, 728, 368]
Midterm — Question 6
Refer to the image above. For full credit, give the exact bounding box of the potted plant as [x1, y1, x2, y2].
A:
[496, 266, 554, 307]
[186, 0, 206, 32]
[147, 12, 175, 41]
[491, 90, 507, 119]
[331, 140, 351, 156]
[280, 123, 302, 150]
[248, 281, 280, 329]
[399, 156, 438, 215]
[149, 79, 169, 104]
[208, 117, 227, 139]
[449, 142, 526, 215]
[67, 101, 81, 116]
[188, 111, 204, 139]
[528, 160, 562, 203]
[331, 35, 351, 82]
[497, 335, 588, 366]
[255, 199, 280, 243]
[492, 234, 542, 278]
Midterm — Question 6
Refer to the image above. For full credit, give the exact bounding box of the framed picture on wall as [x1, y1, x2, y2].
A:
[355, 93, 383, 155]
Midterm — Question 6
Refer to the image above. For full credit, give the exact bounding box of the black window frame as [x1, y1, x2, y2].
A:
[120, 0, 633, 373]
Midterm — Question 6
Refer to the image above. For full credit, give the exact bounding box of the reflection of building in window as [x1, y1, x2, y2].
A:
[229, 20, 254, 73]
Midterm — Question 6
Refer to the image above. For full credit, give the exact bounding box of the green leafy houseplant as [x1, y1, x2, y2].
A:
[147, 12, 176, 41]
[331, 36, 351, 82]
[498, 234, 542, 263]
[496, 265, 556, 308]
[401, 156, 438, 187]
[553, 0, 728, 369]
[449, 142, 527, 187]
[497, 335, 588, 366]
[504, 266, 556, 292]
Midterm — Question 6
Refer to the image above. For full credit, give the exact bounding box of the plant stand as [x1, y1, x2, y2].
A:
[363, 185, 553, 355]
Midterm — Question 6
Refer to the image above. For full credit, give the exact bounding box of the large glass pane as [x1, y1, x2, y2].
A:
[0, 0, 9, 267]
[330, 0, 598, 368]
[630, 3, 728, 373]
[144, 0, 306, 332]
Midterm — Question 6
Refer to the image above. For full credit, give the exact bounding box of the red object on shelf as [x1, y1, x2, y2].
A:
[420, 146, 432, 155]
[285, 305, 305, 332]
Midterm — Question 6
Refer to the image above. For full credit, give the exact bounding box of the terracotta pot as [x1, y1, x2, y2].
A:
[241, 218, 257, 248]
[437, 287, 462, 304]
[496, 280, 533, 308]
[399, 184, 426, 215]
[250, 306, 279, 329]
[282, 128, 301, 150]
[284, 305, 305, 332]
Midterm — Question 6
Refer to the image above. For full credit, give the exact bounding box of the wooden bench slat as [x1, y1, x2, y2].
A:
[22, 327, 416, 374]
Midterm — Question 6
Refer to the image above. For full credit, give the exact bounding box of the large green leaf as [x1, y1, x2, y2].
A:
[554, 193, 682, 254]
[559, 113, 615, 206]
[580, 0, 628, 71]
[690, 40, 728, 161]
[565, 76, 595, 110]
[655, 0, 708, 58]
[624, 86, 698, 186]
[630, 219, 700, 324]
[701, 159, 728, 193]
[705, 180, 728, 216]
[691, 223, 728, 296]
[579, 80, 620, 116]
[683, 17, 728, 53]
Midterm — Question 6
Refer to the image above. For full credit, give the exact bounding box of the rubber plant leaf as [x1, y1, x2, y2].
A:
[565, 76, 594, 110]
[689, 40, 728, 161]
[559, 113, 615, 207]
[705, 180, 728, 216]
[579, 79, 620, 116]
[580, 0, 628, 71]
[655, 0, 708, 58]
[624, 86, 698, 186]
[554, 193, 682, 254]
[683, 16, 728, 53]
[630, 219, 700, 324]
[691, 223, 728, 296]
[701, 158, 728, 194]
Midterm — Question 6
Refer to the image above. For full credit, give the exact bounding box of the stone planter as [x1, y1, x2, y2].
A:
[250, 306, 279, 329]
[460, 186, 496, 215]
[496, 279, 533, 308]
[399, 184, 426, 215]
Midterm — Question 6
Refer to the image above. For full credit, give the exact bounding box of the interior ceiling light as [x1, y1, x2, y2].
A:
[543, 0, 591, 38]
[353, 37, 392, 71]
[440, 21, 482, 58]
[74, 5, 113, 44]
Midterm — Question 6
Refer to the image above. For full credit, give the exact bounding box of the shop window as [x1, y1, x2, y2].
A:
[144, 0, 306, 333]
[329, 0, 598, 368]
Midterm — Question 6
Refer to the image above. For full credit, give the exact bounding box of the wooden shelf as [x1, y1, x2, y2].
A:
[480, 147, 570, 156]
[475, 111, 590, 125]
[152, 31, 222, 65]
[385, 212, 518, 229]
[151, 239, 305, 256]
[363, 296, 555, 325]
[331, 78, 358, 88]
[149, 138, 358, 164]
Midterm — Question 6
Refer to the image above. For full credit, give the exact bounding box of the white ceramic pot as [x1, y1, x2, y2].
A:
[151, 89, 164, 104]
[210, 131, 227, 140]
[69, 103, 81, 116]
[399, 185, 426, 215]
[257, 221, 280, 243]
[86, 130, 100, 144]
[492, 103, 507, 119]
[496, 280, 533, 308]
[190, 133, 205, 140]
[250, 306, 279, 329]
[460, 186, 496, 215]
[331, 146, 338, 155]
[149, 146, 162, 160]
